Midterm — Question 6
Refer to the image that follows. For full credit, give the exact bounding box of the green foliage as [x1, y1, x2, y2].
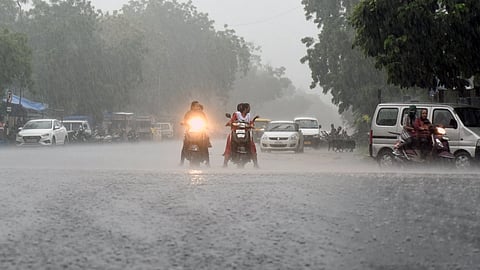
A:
[350, 0, 480, 90]
[301, 0, 414, 132]
[0, 0, 252, 123]
[0, 28, 32, 89]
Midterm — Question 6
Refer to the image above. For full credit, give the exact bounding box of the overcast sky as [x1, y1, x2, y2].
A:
[89, 0, 321, 94]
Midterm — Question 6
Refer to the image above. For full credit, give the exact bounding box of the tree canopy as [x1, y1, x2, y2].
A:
[0, 28, 31, 89]
[350, 0, 480, 92]
[0, 0, 252, 123]
[300, 0, 421, 134]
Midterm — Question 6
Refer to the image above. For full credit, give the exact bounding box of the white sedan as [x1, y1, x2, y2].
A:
[16, 119, 68, 146]
[260, 121, 304, 153]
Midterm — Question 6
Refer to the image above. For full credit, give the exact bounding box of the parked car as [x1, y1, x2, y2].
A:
[260, 120, 304, 153]
[294, 117, 322, 149]
[63, 120, 92, 137]
[153, 122, 174, 139]
[16, 119, 68, 146]
[370, 102, 480, 169]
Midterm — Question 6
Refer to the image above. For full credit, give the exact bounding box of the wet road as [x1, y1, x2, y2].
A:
[0, 140, 479, 269]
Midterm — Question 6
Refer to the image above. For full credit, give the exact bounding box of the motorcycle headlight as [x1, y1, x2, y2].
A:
[436, 127, 446, 135]
[187, 118, 206, 132]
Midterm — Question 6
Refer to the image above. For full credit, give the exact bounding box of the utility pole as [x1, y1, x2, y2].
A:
[6, 90, 13, 140]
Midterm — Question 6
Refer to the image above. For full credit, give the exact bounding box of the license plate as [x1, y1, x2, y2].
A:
[304, 141, 311, 145]
[25, 139, 37, 143]
[236, 130, 246, 134]
[274, 141, 283, 144]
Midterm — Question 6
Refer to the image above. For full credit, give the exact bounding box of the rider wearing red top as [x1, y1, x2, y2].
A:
[414, 108, 433, 158]
[223, 103, 259, 168]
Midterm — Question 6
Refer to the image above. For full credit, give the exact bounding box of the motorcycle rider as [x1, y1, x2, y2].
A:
[414, 108, 433, 159]
[180, 101, 210, 166]
[393, 105, 417, 155]
[223, 103, 259, 168]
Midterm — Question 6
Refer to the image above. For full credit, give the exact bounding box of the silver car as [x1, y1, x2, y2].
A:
[260, 121, 304, 153]
[16, 119, 68, 146]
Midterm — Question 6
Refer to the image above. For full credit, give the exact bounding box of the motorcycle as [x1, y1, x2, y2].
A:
[226, 113, 254, 168]
[70, 127, 88, 143]
[182, 117, 209, 167]
[390, 125, 454, 165]
[127, 129, 140, 142]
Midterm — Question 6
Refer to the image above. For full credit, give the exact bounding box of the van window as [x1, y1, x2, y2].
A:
[433, 109, 456, 128]
[376, 108, 398, 126]
[294, 119, 319, 128]
[454, 107, 480, 127]
[400, 108, 427, 125]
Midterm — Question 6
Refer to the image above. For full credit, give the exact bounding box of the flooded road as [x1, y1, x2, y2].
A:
[0, 140, 479, 269]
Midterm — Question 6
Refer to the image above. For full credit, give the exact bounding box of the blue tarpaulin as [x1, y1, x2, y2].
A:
[3, 94, 47, 111]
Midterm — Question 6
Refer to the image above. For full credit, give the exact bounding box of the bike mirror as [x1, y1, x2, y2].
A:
[225, 113, 231, 118]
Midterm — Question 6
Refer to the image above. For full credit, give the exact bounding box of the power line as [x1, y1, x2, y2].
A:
[229, 6, 302, 27]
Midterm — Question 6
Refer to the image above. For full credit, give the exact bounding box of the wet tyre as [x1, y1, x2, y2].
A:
[454, 151, 471, 170]
[377, 149, 395, 168]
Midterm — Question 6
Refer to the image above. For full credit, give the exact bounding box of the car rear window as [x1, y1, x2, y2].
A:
[376, 108, 398, 126]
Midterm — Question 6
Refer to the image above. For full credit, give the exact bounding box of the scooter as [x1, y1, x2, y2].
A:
[182, 117, 209, 167]
[390, 126, 454, 165]
[226, 113, 253, 168]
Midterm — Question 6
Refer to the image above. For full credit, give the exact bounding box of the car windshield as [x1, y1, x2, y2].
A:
[454, 107, 480, 127]
[23, 120, 52, 130]
[295, 119, 318, 128]
[266, 123, 296, 131]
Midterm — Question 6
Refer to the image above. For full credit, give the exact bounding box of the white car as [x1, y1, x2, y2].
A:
[16, 119, 68, 146]
[260, 121, 304, 153]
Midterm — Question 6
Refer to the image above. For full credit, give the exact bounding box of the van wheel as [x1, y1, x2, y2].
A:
[378, 149, 395, 168]
[455, 151, 471, 169]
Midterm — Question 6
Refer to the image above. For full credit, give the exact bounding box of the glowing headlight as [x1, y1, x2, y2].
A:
[436, 127, 446, 135]
[187, 118, 206, 132]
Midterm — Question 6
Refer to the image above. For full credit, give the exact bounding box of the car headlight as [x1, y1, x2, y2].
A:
[261, 134, 268, 140]
[313, 134, 320, 138]
[41, 133, 50, 137]
[17, 134, 23, 138]
[290, 134, 298, 141]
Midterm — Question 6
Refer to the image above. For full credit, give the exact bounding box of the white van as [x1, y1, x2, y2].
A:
[294, 117, 322, 148]
[153, 122, 174, 139]
[370, 103, 480, 168]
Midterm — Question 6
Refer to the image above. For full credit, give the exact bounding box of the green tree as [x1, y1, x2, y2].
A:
[350, 0, 480, 95]
[120, 0, 251, 117]
[300, 0, 418, 135]
[0, 28, 31, 90]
